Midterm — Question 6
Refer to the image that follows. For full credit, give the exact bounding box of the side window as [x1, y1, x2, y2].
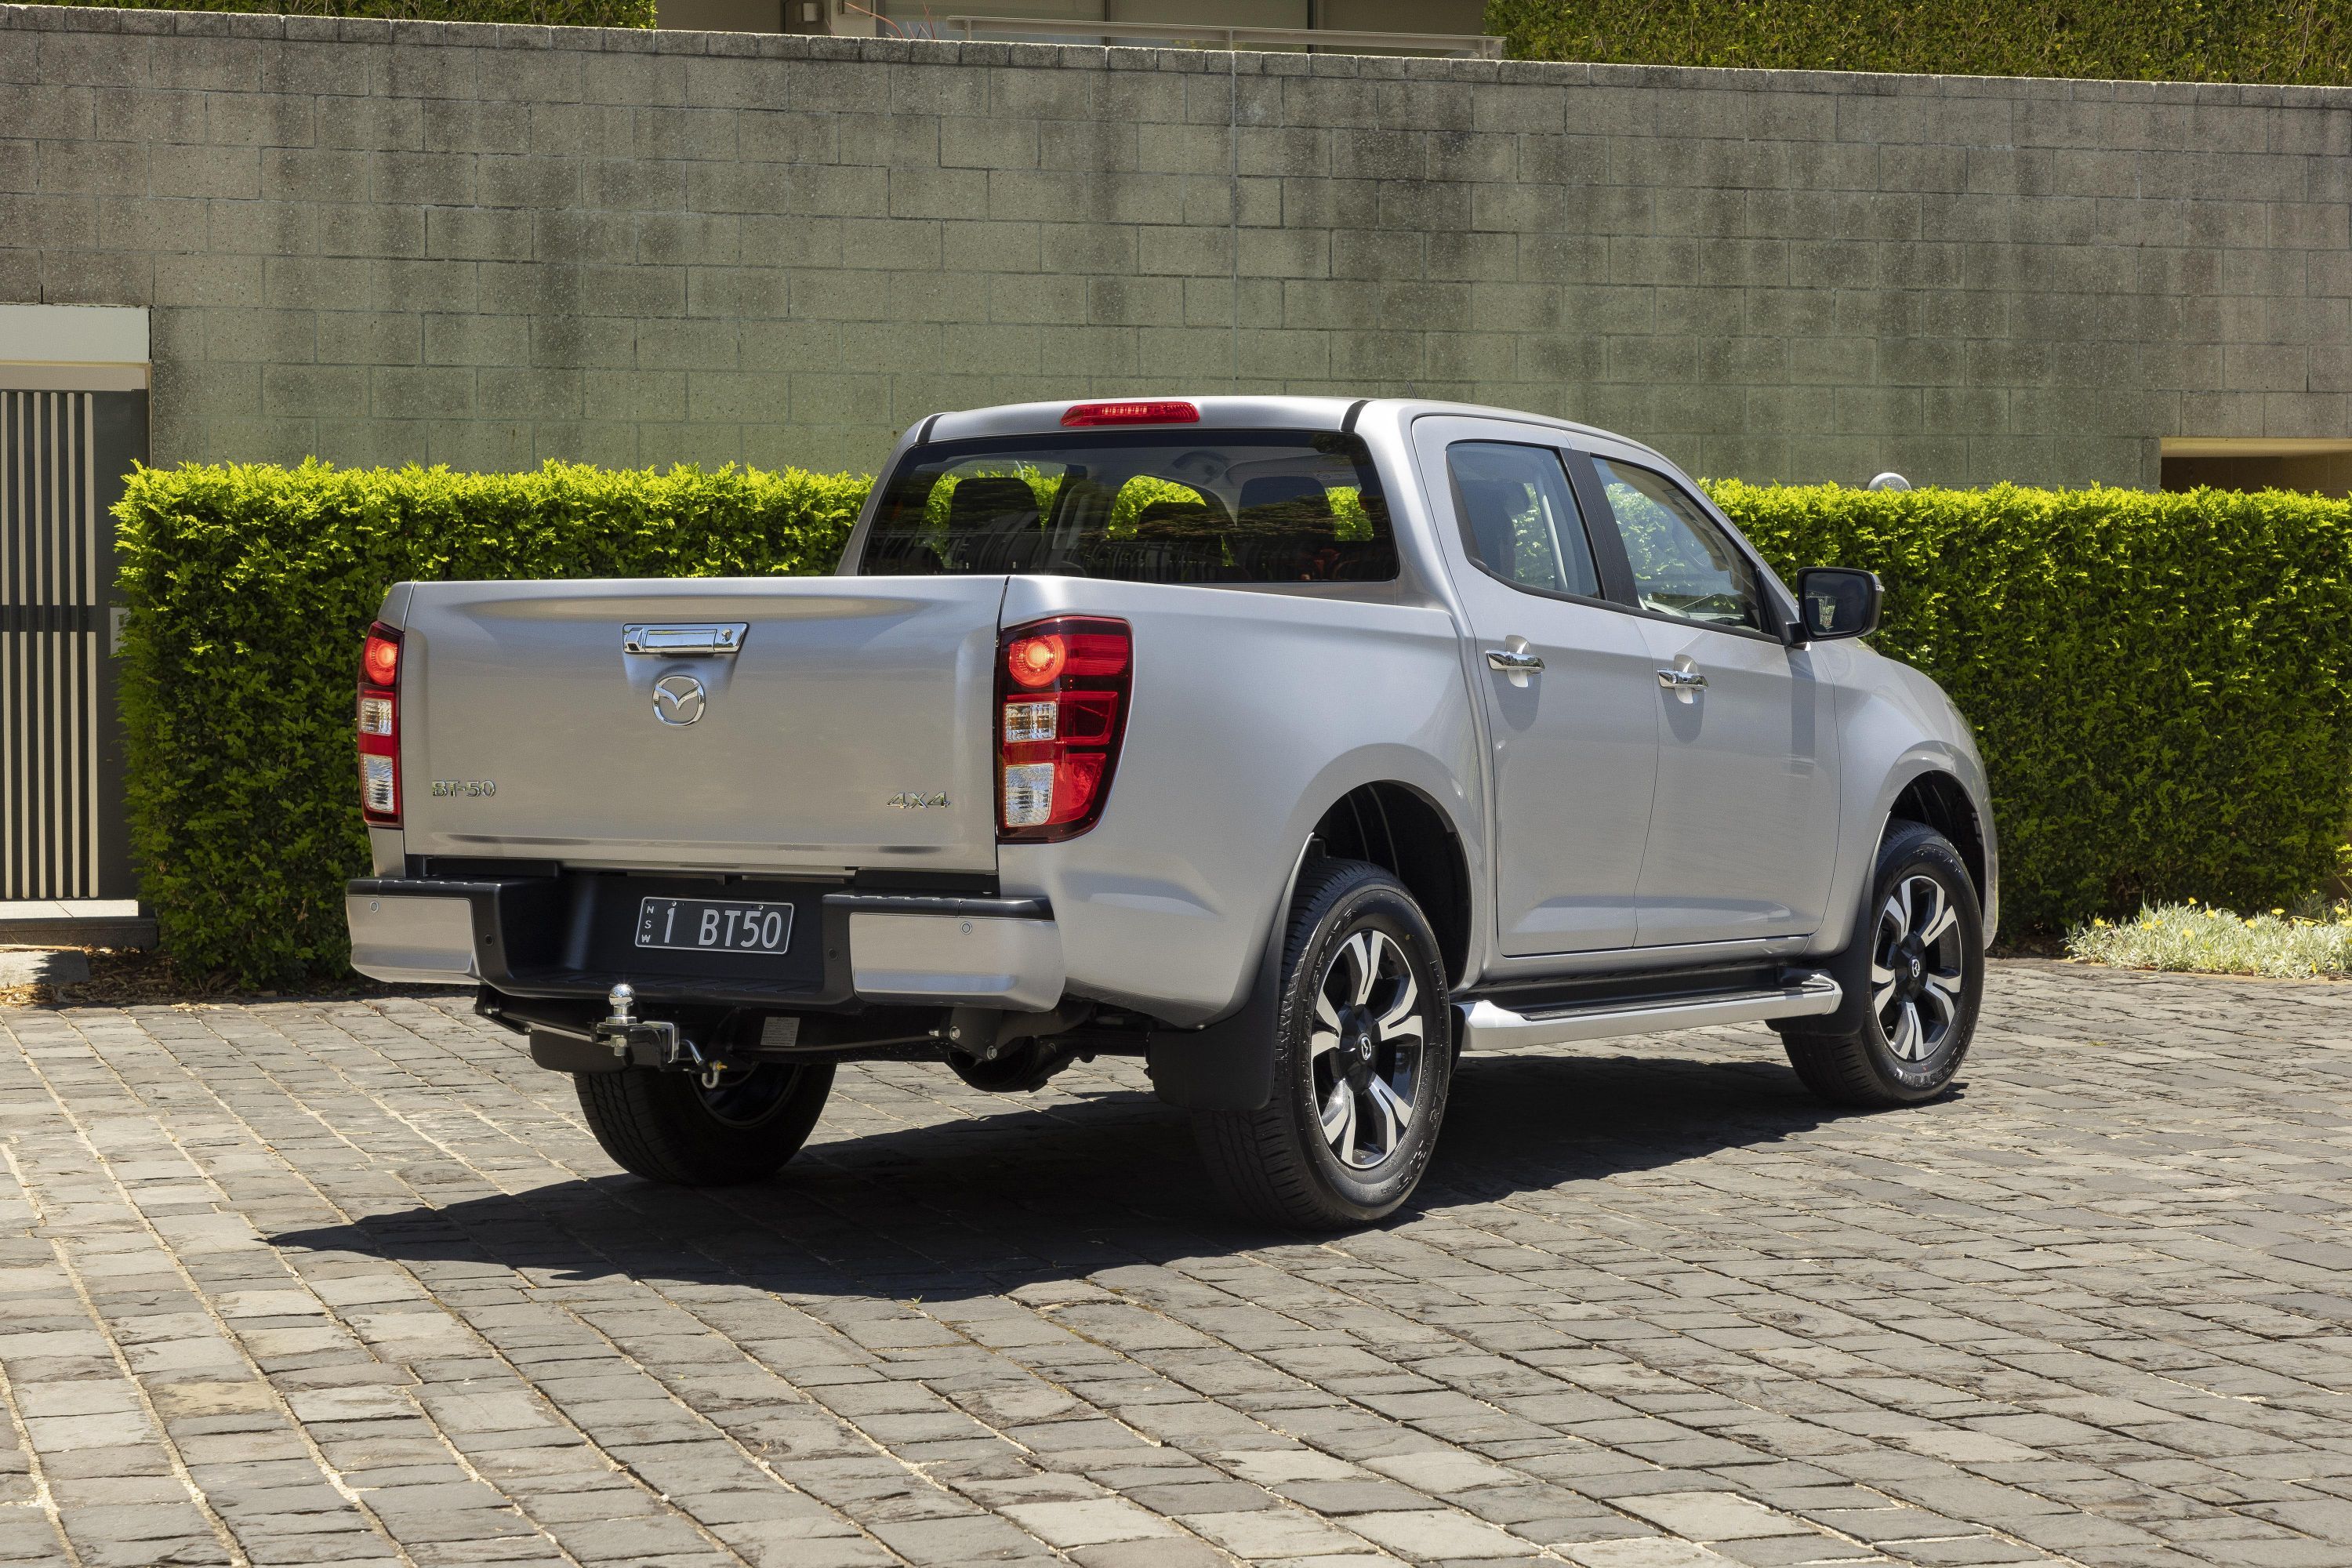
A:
[1592, 458, 1769, 633]
[1446, 442, 1602, 599]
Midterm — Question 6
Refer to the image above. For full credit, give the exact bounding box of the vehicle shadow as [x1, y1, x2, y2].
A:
[269, 1049, 1855, 1298]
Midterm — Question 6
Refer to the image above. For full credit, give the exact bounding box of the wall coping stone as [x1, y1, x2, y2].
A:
[13, 0, 2352, 110]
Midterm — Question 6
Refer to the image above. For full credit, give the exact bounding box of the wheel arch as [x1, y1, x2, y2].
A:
[1886, 770, 1987, 911]
[1145, 767, 1479, 1113]
[1307, 780, 1475, 990]
[1822, 734, 1998, 955]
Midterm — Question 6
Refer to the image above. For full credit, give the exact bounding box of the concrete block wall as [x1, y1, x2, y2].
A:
[4, 3, 2349, 484]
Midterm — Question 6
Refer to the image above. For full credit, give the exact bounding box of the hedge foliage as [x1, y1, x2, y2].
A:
[1486, 0, 2352, 85]
[115, 462, 2352, 985]
[1714, 481, 2352, 932]
[114, 461, 865, 985]
[53, 0, 655, 27]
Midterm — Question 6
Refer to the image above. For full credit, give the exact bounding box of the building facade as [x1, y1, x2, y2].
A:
[4, 5, 2350, 489]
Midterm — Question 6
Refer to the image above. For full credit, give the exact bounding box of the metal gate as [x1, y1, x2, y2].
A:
[2, 387, 142, 900]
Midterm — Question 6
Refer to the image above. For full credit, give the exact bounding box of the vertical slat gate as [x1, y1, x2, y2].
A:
[1, 389, 103, 900]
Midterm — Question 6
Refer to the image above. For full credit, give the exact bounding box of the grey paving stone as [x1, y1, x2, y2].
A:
[5, 964, 2352, 1567]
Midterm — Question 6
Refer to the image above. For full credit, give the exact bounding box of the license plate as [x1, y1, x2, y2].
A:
[635, 897, 794, 956]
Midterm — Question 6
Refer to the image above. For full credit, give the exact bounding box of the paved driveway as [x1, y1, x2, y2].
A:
[2, 962, 2351, 1568]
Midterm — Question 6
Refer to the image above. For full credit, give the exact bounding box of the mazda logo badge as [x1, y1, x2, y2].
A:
[652, 674, 706, 726]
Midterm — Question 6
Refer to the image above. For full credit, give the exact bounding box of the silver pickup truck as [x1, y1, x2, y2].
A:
[347, 396, 1995, 1228]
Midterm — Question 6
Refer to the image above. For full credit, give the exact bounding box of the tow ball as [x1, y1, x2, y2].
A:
[593, 985, 733, 1089]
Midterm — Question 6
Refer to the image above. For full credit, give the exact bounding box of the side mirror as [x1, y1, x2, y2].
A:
[1795, 567, 1882, 641]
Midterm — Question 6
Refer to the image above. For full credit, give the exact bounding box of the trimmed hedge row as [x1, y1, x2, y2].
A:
[53, 0, 656, 26]
[114, 461, 2352, 985]
[114, 461, 865, 984]
[1712, 481, 2352, 932]
[1486, 0, 2352, 85]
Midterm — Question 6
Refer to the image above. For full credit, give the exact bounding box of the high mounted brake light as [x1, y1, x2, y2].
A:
[997, 617, 1131, 841]
[357, 622, 401, 826]
[1060, 401, 1200, 427]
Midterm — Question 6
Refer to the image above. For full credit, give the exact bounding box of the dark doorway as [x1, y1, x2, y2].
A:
[2161, 437, 2352, 496]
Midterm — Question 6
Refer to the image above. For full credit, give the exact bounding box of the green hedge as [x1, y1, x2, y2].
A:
[115, 462, 2352, 985]
[1486, 0, 2352, 85]
[53, 0, 655, 26]
[1713, 481, 2352, 932]
[114, 460, 865, 985]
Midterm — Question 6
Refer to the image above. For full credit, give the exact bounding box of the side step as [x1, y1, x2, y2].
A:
[1456, 971, 1842, 1051]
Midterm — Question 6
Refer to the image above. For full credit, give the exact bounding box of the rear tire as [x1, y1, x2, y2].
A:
[1779, 821, 1982, 1107]
[1192, 859, 1452, 1229]
[575, 1061, 833, 1185]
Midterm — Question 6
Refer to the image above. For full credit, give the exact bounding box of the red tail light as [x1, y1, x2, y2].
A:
[1060, 400, 1199, 427]
[997, 616, 1131, 841]
[358, 622, 401, 826]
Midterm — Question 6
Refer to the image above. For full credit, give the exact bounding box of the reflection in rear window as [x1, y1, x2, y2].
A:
[855, 430, 1398, 584]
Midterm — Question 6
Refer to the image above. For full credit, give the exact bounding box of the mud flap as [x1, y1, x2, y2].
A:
[1143, 902, 1286, 1111]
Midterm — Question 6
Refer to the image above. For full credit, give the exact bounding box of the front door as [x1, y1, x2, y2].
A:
[1416, 421, 1659, 954]
[1582, 453, 1839, 947]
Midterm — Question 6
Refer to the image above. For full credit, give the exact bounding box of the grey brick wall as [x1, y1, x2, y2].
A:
[5, 4, 2349, 485]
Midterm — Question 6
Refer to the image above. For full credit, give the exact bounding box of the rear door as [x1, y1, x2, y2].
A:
[397, 576, 1007, 873]
[1577, 453, 1839, 946]
[1414, 418, 1658, 953]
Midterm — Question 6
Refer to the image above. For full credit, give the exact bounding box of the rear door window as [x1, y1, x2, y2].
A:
[1446, 441, 1602, 600]
[857, 430, 1397, 584]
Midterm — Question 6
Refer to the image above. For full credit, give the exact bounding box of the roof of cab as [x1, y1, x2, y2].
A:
[915, 395, 1657, 459]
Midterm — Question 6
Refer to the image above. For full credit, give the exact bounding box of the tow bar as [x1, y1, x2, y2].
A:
[593, 984, 732, 1088]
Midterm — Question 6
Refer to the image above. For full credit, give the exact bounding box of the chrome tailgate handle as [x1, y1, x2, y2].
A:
[624, 623, 748, 656]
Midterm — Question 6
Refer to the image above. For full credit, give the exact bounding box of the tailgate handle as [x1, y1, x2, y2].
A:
[623, 623, 747, 657]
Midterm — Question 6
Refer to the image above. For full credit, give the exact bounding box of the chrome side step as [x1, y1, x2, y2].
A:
[1456, 971, 1842, 1051]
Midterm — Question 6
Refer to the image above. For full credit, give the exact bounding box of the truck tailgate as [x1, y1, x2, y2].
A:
[394, 576, 1005, 874]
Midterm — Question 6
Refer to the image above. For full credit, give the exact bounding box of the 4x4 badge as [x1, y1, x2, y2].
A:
[886, 792, 949, 809]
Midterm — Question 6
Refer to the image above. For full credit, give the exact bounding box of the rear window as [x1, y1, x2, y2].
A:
[855, 430, 1397, 584]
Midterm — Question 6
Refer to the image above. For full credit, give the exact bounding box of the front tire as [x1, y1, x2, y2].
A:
[1780, 821, 1983, 1106]
[1192, 859, 1452, 1229]
[575, 1061, 833, 1185]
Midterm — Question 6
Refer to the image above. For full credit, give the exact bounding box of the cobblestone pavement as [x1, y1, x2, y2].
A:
[3, 962, 2352, 1568]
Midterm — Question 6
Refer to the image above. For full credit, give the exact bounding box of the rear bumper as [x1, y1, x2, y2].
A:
[347, 889, 479, 984]
[345, 878, 1064, 1012]
[844, 902, 1063, 1012]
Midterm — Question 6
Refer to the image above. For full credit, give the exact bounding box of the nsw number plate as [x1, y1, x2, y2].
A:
[635, 897, 794, 956]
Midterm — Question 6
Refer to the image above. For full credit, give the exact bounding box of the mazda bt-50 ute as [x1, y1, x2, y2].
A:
[346, 397, 1996, 1228]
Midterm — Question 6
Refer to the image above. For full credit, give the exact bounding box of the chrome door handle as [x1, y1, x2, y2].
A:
[1657, 667, 1707, 689]
[1486, 649, 1544, 673]
[624, 622, 747, 656]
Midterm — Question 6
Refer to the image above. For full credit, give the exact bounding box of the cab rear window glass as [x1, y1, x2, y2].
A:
[855, 430, 1398, 584]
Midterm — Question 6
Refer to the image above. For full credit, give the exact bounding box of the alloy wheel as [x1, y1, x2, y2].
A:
[1871, 873, 1965, 1062]
[1308, 927, 1428, 1170]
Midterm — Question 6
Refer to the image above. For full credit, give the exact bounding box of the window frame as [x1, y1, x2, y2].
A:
[1442, 437, 1615, 612]
[1568, 449, 1795, 645]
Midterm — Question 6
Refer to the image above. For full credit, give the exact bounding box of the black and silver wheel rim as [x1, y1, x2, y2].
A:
[1872, 873, 1965, 1062]
[1309, 927, 1428, 1171]
[697, 1063, 797, 1129]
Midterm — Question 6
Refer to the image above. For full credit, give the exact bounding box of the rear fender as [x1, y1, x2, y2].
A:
[998, 577, 1482, 1029]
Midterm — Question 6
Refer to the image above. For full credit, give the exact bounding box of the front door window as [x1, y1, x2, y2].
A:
[1591, 457, 1769, 635]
